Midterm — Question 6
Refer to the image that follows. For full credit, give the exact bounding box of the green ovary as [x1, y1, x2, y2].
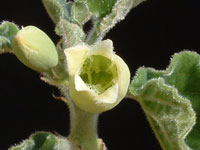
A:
[80, 55, 118, 94]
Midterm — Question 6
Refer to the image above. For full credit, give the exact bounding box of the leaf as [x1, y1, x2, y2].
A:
[42, 0, 72, 24]
[86, 0, 146, 44]
[97, 0, 146, 37]
[71, 2, 91, 26]
[0, 36, 10, 53]
[9, 131, 79, 150]
[55, 18, 85, 48]
[0, 21, 19, 53]
[129, 51, 200, 150]
[88, 0, 117, 18]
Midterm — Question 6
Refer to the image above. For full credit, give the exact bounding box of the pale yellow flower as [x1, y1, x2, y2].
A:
[65, 39, 130, 113]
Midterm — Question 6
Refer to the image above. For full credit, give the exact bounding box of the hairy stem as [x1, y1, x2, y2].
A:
[68, 101, 100, 150]
[86, 19, 102, 45]
[86, 27, 98, 45]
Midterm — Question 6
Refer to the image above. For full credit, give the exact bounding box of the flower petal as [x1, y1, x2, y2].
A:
[95, 83, 118, 104]
[114, 55, 130, 102]
[75, 74, 96, 95]
[90, 39, 114, 60]
[66, 40, 130, 113]
[64, 44, 89, 76]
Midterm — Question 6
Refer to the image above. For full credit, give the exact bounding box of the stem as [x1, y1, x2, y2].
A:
[59, 87, 102, 150]
[86, 24, 98, 45]
[86, 19, 102, 45]
[68, 101, 100, 150]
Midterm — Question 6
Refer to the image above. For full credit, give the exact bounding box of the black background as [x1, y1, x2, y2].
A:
[0, 0, 200, 149]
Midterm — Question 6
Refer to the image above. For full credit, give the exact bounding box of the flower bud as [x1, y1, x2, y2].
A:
[12, 26, 58, 72]
[65, 39, 130, 113]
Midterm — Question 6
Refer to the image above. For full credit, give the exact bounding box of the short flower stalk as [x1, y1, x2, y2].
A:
[69, 104, 100, 150]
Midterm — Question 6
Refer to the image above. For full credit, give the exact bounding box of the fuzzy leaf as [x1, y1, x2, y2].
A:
[87, 0, 145, 44]
[97, 0, 146, 36]
[71, 2, 91, 26]
[42, 0, 72, 23]
[9, 132, 78, 150]
[0, 36, 10, 53]
[56, 18, 85, 48]
[129, 51, 200, 150]
[88, 0, 117, 18]
[0, 21, 19, 53]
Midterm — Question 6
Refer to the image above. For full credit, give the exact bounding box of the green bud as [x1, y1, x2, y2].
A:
[65, 39, 130, 113]
[12, 26, 58, 72]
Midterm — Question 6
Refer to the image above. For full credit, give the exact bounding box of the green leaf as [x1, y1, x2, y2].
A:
[129, 51, 200, 150]
[32, 132, 57, 150]
[55, 18, 85, 48]
[42, 0, 72, 24]
[0, 21, 19, 53]
[71, 2, 91, 26]
[88, 0, 117, 18]
[9, 132, 78, 150]
[0, 36, 10, 53]
[86, 0, 146, 44]
[97, 0, 146, 36]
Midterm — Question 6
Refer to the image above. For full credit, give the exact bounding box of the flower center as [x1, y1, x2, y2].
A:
[80, 55, 117, 94]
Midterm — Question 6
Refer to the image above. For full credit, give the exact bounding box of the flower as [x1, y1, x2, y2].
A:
[12, 26, 58, 72]
[65, 39, 130, 113]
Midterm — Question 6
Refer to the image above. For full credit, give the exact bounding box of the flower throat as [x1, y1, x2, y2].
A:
[80, 55, 117, 94]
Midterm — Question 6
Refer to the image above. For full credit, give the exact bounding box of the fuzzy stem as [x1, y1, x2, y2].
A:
[68, 103, 100, 150]
[86, 19, 104, 45]
[86, 25, 98, 45]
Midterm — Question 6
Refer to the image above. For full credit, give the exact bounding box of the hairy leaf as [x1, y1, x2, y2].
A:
[88, 0, 117, 18]
[97, 0, 146, 35]
[87, 0, 146, 44]
[9, 132, 79, 150]
[42, 0, 72, 24]
[56, 18, 85, 48]
[71, 2, 91, 26]
[129, 51, 200, 150]
[0, 21, 19, 53]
